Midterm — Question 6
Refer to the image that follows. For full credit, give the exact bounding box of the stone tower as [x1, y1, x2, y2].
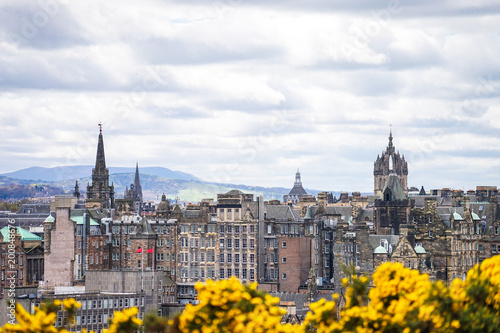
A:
[124, 163, 143, 214]
[86, 125, 115, 209]
[374, 131, 408, 196]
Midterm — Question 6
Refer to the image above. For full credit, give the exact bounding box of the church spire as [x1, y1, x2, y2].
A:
[86, 124, 114, 209]
[95, 124, 106, 173]
[134, 162, 143, 202]
[388, 125, 393, 150]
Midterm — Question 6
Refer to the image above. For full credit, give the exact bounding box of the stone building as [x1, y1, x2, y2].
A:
[260, 203, 310, 293]
[216, 190, 261, 284]
[175, 200, 217, 300]
[374, 131, 408, 196]
[0, 226, 43, 296]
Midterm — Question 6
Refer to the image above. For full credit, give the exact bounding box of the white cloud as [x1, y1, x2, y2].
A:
[1, 1, 500, 193]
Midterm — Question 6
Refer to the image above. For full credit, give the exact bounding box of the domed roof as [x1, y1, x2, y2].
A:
[374, 245, 388, 254]
[44, 213, 55, 223]
[414, 245, 426, 254]
[157, 194, 171, 213]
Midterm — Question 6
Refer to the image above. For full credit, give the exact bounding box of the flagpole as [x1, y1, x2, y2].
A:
[141, 248, 144, 291]
[152, 247, 155, 291]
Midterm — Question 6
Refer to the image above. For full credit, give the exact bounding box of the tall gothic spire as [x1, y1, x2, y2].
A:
[86, 124, 115, 209]
[95, 125, 106, 173]
[134, 162, 143, 202]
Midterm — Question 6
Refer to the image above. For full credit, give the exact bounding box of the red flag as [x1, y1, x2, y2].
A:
[136, 248, 143, 253]
[147, 248, 154, 253]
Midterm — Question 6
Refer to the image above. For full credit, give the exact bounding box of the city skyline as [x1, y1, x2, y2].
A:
[1, 1, 500, 192]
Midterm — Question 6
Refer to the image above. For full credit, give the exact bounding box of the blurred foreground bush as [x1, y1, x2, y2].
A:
[2, 255, 500, 333]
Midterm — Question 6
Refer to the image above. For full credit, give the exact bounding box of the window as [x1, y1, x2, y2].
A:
[250, 239, 255, 249]
[227, 268, 232, 277]
[220, 254, 224, 263]
[227, 239, 232, 249]
[309, 225, 314, 235]
[227, 254, 232, 263]
[282, 241, 287, 248]
[267, 225, 272, 234]
[235, 226, 240, 233]
[235, 239, 240, 249]
[250, 254, 255, 264]
[242, 239, 247, 249]
[250, 225, 255, 234]
[282, 273, 287, 279]
[250, 269, 255, 281]
[220, 239, 224, 248]
[429, 230, 433, 238]
[242, 253, 247, 263]
[495, 226, 499, 235]
[282, 257, 287, 264]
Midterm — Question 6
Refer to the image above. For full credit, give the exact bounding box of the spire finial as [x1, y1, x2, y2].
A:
[98, 122, 102, 133]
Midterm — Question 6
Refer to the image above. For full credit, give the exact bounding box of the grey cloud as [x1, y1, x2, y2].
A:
[133, 38, 282, 65]
[0, 3, 88, 49]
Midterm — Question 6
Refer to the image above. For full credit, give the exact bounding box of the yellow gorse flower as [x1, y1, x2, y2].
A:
[3, 255, 500, 333]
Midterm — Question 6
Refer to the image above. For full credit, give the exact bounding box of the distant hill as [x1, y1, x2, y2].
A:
[0, 166, 334, 202]
[0, 166, 201, 182]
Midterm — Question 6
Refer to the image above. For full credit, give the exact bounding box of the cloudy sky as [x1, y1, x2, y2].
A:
[1, 0, 500, 193]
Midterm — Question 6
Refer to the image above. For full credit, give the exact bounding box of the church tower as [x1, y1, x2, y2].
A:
[373, 130, 408, 196]
[86, 124, 115, 209]
[124, 163, 143, 214]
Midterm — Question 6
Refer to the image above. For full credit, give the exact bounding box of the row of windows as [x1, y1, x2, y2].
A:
[219, 253, 255, 264]
[178, 252, 216, 263]
[179, 224, 217, 234]
[219, 238, 255, 249]
[180, 237, 216, 248]
[219, 268, 254, 280]
[0, 256, 23, 266]
[219, 224, 255, 234]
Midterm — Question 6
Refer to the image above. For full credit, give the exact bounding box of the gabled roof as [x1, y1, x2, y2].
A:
[137, 217, 156, 235]
[1, 226, 42, 242]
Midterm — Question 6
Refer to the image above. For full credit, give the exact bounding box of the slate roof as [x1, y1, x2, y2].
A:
[382, 174, 406, 201]
[368, 235, 400, 251]
[265, 205, 298, 221]
[288, 184, 308, 196]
